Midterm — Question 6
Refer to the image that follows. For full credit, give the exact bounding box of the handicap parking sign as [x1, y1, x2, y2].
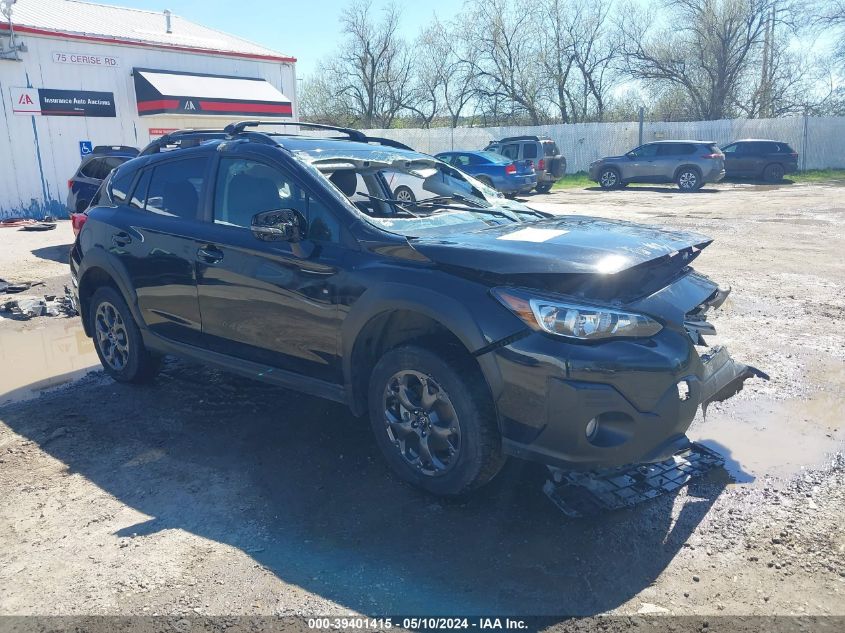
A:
[79, 140, 93, 158]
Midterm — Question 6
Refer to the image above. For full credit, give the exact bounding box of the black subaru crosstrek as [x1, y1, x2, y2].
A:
[70, 121, 764, 496]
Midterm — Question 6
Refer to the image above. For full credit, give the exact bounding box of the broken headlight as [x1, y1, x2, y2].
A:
[492, 288, 662, 340]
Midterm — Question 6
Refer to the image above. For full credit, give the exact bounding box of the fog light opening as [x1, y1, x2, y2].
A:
[585, 417, 598, 440]
[677, 380, 691, 401]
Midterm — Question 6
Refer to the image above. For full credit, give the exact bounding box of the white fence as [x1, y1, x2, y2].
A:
[363, 116, 845, 173]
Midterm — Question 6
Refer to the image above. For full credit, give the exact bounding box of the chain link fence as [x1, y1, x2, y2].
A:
[363, 116, 845, 173]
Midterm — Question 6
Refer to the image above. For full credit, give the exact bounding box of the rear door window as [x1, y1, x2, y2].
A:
[501, 144, 520, 160]
[144, 156, 209, 219]
[657, 144, 695, 156]
[79, 158, 105, 179]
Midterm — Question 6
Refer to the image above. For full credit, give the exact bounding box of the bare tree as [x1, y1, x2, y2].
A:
[620, 0, 775, 120]
[460, 0, 546, 125]
[538, 0, 620, 123]
[304, 0, 411, 128]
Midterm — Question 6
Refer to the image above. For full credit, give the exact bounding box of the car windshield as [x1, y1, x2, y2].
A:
[287, 142, 542, 237]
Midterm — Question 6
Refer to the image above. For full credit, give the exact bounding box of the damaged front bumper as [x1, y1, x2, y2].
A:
[491, 272, 767, 473]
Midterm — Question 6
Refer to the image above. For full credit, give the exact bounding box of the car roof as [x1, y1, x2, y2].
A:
[648, 139, 714, 144]
[273, 135, 426, 160]
[730, 139, 783, 143]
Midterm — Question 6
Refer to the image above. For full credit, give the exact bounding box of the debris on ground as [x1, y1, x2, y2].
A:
[543, 443, 725, 516]
[19, 221, 57, 231]
[0, 293, 77, 319]
[0, 279, 44, 294]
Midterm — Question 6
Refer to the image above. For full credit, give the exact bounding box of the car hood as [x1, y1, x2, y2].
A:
[409, 216, 712, 276]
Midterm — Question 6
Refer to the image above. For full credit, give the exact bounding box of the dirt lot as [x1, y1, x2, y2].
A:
[0, 180, 843, 620]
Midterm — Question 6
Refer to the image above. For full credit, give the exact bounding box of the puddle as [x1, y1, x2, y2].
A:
[0, 320, 100, 405]
[688, 394, 845, 485]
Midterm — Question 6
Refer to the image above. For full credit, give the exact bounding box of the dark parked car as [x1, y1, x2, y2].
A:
[589, 141, 725, 191]
[434, 150, 536, 196]
[70, 122, 763, 497]
[721, 139, 798, 182]
[484, 136, 566, 193]
[67, 145, 139, 215]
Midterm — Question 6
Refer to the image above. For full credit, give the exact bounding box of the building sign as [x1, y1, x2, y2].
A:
[10, 87, 116, 117]
[10, 88, 40, 114]
[133, 68, 292, 117]
[148, 128, 178, 139]
[53, 51, 120, 68]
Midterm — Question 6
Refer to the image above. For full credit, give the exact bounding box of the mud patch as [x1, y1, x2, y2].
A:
[688, 393, 845, 485]
[0, 320, 100, 404]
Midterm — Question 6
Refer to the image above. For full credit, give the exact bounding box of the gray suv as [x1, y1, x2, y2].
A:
[589, 141, 725, 191]
[485, 135, 566, 193]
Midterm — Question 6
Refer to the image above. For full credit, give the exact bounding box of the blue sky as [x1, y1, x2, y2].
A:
[95, 0, 463, 78]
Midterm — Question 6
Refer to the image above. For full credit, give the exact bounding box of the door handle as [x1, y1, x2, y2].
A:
[197, 246, 223, 264]
[112, 232, 132, 247]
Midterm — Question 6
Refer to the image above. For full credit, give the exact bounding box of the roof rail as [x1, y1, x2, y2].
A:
[224, 120, 415, 151]
[138, 130, 229, 156]
[139, 121, 417, 156]
[93, 145, 139, 156]
[224, 120, 368, 141]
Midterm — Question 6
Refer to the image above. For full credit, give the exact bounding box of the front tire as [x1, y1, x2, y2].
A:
[368, 346, 506, 496]
[598, 168, 621, 190]
[89, 286, 160, 383]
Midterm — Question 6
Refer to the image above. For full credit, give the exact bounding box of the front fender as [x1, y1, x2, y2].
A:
[341, 281, 518, 417]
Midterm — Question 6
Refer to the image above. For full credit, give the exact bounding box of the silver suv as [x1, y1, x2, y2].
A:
[485, 135, 566, 193]
[589, 141, 725, 191]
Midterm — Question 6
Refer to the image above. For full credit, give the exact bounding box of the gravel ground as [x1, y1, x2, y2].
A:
[0, 180, 843, 620]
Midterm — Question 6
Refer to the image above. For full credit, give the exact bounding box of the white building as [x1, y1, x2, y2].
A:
[0, 0, 296, 218]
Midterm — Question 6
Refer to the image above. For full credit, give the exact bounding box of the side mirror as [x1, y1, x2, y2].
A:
[251, 209, 305, 243]
[625, 152, 635, 159]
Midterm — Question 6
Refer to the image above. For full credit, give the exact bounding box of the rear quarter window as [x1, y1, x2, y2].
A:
[523, 143, 538, 159]
[110, 168, 136, 204]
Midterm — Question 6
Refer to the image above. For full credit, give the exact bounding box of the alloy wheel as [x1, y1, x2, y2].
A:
[382, 370, 461, 476]
[395, 188, 414, 202]
[600, 170, 618, 188]
[94, 301, 130, 371]
[679, 170, 698, 190]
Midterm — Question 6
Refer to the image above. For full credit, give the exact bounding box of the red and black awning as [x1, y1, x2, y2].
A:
[133, 68, 292, 117]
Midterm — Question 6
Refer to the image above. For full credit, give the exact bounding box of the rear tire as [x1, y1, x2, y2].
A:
[535, 183, 553, 194]
[476, 176, 495, 189]
[676, 167, 702, 191]
[89, 286, 160, 383]
[368, 345, 506, 496]
[763, 163, 785, 182]
[598, 168, 621, 190]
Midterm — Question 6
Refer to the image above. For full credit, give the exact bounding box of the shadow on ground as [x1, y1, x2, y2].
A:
[0, 360, 735, 616]
[583, 186, 721, 194]
[31, 243, 73, 264]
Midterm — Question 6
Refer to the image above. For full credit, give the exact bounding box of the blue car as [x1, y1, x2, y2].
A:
[67, 145, 138, 215]
[434, 151, 537, 196]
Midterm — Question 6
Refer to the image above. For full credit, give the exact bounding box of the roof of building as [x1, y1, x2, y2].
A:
[2, 0, 296, 62]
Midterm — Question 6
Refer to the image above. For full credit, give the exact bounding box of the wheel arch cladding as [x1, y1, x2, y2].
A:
[674, 164, 702, 180]
[77, 250, 141, 337]
[342, 285, 504, 419]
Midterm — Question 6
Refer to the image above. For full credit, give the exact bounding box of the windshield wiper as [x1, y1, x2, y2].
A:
[415, 194, 488, 209]
[356, 191, 520, 222]
[355, 191, 421, 217]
